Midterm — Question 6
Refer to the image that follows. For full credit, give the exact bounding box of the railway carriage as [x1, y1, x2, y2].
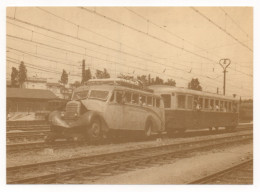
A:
[47, 78, 165, 142]
[149, 85, 239, 135]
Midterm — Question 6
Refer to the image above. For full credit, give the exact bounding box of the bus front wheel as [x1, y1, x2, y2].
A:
[87, 118, 102, 142]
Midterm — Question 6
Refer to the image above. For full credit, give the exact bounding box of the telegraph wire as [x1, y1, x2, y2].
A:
[7, 13, 252, 78]
[6, 9, 252, 94]
[80, 7, 253, 77]
[7, 34, 251, 91]
[219, 7, 252, 40]
[191, 7, 252, 52]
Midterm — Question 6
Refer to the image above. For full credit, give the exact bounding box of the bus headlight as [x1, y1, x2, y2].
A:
[74, 113, 78, 117]
[61, 111, 65, 117]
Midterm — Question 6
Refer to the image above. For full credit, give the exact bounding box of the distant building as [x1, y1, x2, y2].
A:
[46, 82, 63, 98]
[24, 77, 47, 89]
[7, 88, 58, 113]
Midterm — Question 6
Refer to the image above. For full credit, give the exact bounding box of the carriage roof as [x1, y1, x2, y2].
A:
[149, 85, 238, 101]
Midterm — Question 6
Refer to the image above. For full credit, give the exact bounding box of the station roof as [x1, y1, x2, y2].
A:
[7, 88, 58, 100]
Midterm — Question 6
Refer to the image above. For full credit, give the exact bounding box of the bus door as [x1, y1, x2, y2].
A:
[123, 92, 144, 131]
[107, 91, 124, 130]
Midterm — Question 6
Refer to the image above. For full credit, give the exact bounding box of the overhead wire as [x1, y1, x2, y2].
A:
[191, 7, 252, 52]
[6, 8, 252, 95]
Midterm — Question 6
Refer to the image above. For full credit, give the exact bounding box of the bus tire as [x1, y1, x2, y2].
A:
[87, 118, 102, 143]
[144, 120, 152, 137]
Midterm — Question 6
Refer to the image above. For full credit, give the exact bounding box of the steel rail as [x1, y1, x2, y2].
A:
[188, 159, 253, 184]
[6, 124, 253, 153]
[7, 133, 252, 184]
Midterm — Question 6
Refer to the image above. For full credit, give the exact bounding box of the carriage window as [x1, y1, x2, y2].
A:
[228, 102, 232, 112]
[124, 92, 132, 103]
[224, 101, 228, 112]
[140, 95, 147, 105]
[187, 96, 193, 109]
[233, 102, 238, 112]
[147, 96, 152, 106]
[132, 94, 139, 104]
[220, 101, 224, 111]
[215, 100, 220, 111]
[205, 99, 209, 109]
[177, 95, 186, 108]
[116, 91, 123, 103]
[199, 98, 204, 109]
[210, 99, 214, 110]
[161, 94, 171, 108]
[156, 98, 160, 108]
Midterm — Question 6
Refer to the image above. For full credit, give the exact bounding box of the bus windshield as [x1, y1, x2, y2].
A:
[72, 90, 89, 100]
[89, 90, 109, 101]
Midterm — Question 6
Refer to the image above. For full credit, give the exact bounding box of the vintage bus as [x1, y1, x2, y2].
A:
[47, 78, 165, 142]
[149, 85, 239, 135]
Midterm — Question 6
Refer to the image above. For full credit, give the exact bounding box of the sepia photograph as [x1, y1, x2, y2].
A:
[5, 6, 254, 186]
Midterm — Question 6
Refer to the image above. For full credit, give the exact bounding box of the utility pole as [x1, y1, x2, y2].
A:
[81, 59, 85, 84]
[219, 58, 231, 95]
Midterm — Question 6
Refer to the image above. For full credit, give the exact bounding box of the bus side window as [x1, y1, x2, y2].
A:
[132, 93, 139, 104]
[161, 94, 171, 108]
[187, 96, 193, 109]
[110, 92, 114, 102]
[147, 96, 152, 106]
[124, 92, 132, 103]
[177, 95, 186, 109]
[156, 98, 160, 108]
[116, 91, 123, 104]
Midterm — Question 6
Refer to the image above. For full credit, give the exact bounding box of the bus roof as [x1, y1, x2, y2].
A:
[149, 85, 238, 101]
[73, 83, 159, 97]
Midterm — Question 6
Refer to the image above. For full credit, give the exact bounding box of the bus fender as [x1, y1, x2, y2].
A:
[79, 111, 109, 132]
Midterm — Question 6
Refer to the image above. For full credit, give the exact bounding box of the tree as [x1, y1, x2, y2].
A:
[188, 78, 202, 91]
[60, 69, 68, 87]
[117, 73, 134, 81]
[95, 68, 110, 79]
[18, 61, 27, 88]
[71, 81, 81, 88]
[137, 75, 148, 86]
[164, 79, 176, 86]
[81, 68, 92, 84]
[11, 67, 19, 87]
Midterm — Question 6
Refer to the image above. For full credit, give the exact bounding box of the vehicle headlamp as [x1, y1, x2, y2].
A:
[61, 111, 65, 117]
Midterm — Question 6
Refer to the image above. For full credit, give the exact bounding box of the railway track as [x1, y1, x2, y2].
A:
[6, 124, 253, 153]
[188, 159, 253, 184]
[7, 132, 252, 184]
[7, 124, 50, 132]
[7, 130, 50, 143]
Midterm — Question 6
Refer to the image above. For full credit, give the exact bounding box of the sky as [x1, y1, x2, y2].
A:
[6, 7, 253, 98]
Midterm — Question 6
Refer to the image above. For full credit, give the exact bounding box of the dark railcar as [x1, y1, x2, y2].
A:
[149, 85, 239, 135]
